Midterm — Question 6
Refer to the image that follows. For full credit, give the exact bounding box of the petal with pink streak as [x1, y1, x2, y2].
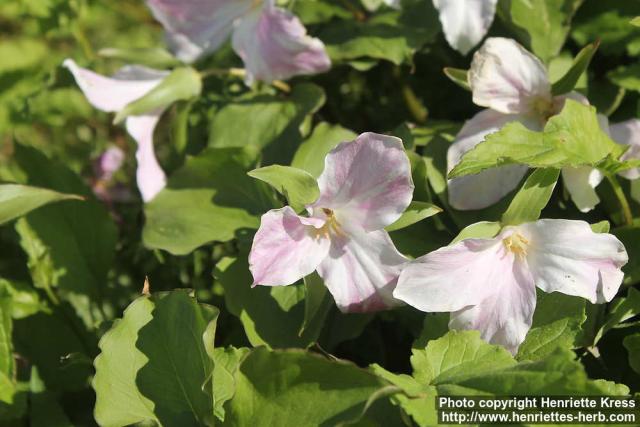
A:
[447, 109, 531, 210]
[231, 3, 331, 83]
[610, 119, 640, 180]
[317, 229, 407, 313]
[469, 38, 551, 114]
[145, 0, 254, 63]
[433, 0, 497, 55]
[314, 132, 414, 232]
[520, 219, 628, 303]
[449, 256, 536, 354]
[394, 237, 505, 312]
[63, 59, 167, 112]
[126, 114, 167, 202]
[249, 207, 330, 287]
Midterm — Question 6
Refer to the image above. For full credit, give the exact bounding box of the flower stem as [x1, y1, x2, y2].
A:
[393, 67, 428, 124]
[606, 174, 633, 226]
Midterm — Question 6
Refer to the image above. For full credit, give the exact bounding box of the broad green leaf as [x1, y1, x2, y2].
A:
[0, 279, 44, 319]
[248, 165, 319, 212]
[622, 333, 640, 374]
[609, 63, 640, 92]
[211, 346, 250, 422]
[13, 144, 117, 330]
[385, 201, 442, 232]
[223, 348, 387, 426]
[143, 148, 270, 255]
[590, 220, 610, 233]
[498, 0, 583, 63]
[94, 291, 219, 427]
[208, 84, 325, 153]
[114, 67, 202, 124]
[214, 255, 320, 349]
[451, 221, 501, 244]
[29, 367, 73, 427]
[571, 1, 640, 55]
[442, 68, 470, 91]
[0, 184, 82, 225]
[320, 1, 439, 65]
[551, 40, 599, 95]
[300, 272, 332, 337]
[98, 47, 180, 68]
[292, 0, 352, 24]
[291, 122, 357, 178]
[0, 288, 13, 379]
[449, 101, 620, 178]
[632, 16, 640, 27]
[517, 291, 586, 361]
[594, 288, 640, 344]
[501, 168, 559, 226]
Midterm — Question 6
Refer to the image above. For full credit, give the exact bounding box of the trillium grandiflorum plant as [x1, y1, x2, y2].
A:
[447, 37, 640, 212]
[249, 133, 414, 312]
[146, 0, 331, 83]
[394, 219, 628, 354]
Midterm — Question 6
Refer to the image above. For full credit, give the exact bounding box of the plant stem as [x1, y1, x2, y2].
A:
[393, 67, 428, 124]
[607, 174, 633, 226]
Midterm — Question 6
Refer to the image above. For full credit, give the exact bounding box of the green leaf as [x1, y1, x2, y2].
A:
[98, 47, 180, 68]
[442, 67, 470, 91]
[517, 291, 586, 361]
[248, 165, 319, 212]
[451, 221, 501, 244]
[501, 168, 559, 226]
[594, 288, 640, 344]
[622, 333, 640, 374]
[632, 16, 640, 27]
[591, 220, 610, 233]
[214, 255, 321, 349]
[551, 40, 599, 96]
[385, 201, 442, 232]
[498, 0, 583, 63]
[93, 291, 220, 427]
[0, 184, 82, 225]
[114, 67, 202, 124]
[613, 226, 640, 284]
[449, 101, 620, 178]
[0, 288, 14, 380]
[0, 279, 44, 319]
[211, 346, 250, 422]
[300, 272, 333, 337]
[609, 63, 640, 92]
[208, 83, 325, 153]
[143, 148, 270, 255]
[291, 122, 357, 178]
[12, 144, 117, 330]
[223, 348, 387, 426]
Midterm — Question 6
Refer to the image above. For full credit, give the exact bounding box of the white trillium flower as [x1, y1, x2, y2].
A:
[146, 0, 331, 84]
[64, 60, 169, 203]
[393, 219, 628, 353]
[447, 37, 611, 212]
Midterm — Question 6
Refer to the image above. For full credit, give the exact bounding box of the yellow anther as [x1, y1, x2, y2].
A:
[503, 233, 529, 260]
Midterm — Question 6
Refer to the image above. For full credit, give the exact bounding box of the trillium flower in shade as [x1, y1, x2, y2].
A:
[383, 0, 497, 54]
[64, 60, 168, 202]
[146, 0, 331, 84]
[393, 219, 628, 353]
[249, 133, 414, 313]
[447, 37, 601, 212]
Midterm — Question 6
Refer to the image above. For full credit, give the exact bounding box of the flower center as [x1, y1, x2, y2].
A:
[530, 96, 554, 121]
[503, 232, 529, 260]
[315, 208, 346, 239]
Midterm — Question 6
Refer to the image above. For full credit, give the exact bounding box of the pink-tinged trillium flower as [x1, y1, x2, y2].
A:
[394, 219, 628, 353]
[64, 60, 168, 203]
[383, 0, 497, 55]
[91, 146, 132, 203]
[146, 0, 331, 84]
[249, 133, 414, 313]
[447, 37, 603, 212]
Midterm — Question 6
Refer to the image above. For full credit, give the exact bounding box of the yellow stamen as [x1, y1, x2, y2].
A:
[503, 233, 529, 260]
[314, 208, 346, 239]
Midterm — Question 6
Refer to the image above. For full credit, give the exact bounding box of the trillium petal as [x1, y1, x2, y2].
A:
[314, 133, 414, 231]
[610, 119, 640, 180]
[449, 258, 536, 354]
[231, 2, 331, 83]
[432, 0, 497, 55]
[249, 207, 330, 287]
[447, 109, 530, 210]
[469, 38, 551, 114]
[394, 238, 504, 312]
[561, 166, 603, 213]
[95, 146, 125, 182]
[126, 115, 167, 202]
[145, 0, 254, 63]
[63, 59, 167, 112]
[521, 219, 628, 303]
[317, 229, 407, 313]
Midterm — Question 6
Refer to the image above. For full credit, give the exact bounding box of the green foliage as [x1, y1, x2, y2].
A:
[0, 184, 82, 225]
[501, 168, 560, 226]
[551, 40, 599, 95]
[248, 165, 320, 212]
